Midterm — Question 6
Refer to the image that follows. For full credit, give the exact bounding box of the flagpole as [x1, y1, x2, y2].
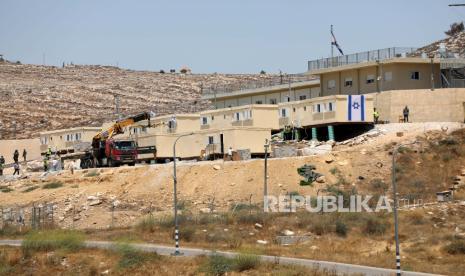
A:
[330, 25, 334, 60]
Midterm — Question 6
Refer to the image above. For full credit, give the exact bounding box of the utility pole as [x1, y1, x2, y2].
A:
[172, 132, 194, 256]
[391, 148, 401, 276]
[263, 139, 270, 205]
[42, 53, 46, 66]
[448, 4, 465, 6]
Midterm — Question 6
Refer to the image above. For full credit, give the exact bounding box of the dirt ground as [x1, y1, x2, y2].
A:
[0, 122, 463, 230]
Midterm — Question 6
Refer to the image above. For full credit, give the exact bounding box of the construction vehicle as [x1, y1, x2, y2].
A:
[79, 112, 153, 168]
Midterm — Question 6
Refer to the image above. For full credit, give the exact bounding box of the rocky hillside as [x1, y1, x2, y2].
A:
[412, 30, 465, 57]
[0, 62, 279, 139]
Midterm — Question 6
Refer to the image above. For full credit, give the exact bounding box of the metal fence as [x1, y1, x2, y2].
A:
[307, 47, 417, 71]
[0, 202, 56, 231]
[202, 74, 316, 97]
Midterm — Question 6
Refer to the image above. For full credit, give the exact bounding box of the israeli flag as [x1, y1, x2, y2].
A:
[347, 95, 365, 121]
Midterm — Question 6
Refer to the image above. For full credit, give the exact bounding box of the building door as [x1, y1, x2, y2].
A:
[220, 134, 224, 155]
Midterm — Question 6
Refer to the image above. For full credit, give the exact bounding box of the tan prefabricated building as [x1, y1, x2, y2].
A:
[0, 138, 41, 164]
[278, 94, 374, 128]
[373, 88, 465, 123]
[137, 127, 271, 159]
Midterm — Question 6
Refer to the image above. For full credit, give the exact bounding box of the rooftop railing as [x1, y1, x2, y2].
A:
[307, 47, 417, 71]
[201, 74, 316, 97]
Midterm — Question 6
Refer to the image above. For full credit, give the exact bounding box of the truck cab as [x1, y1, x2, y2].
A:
[105, 139, 137, 167]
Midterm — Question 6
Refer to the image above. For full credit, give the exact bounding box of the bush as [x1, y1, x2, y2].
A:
[22, 230, 84, 255]
[0, 187, 13, 193]
[310, 217, 333, 236]
[42, 181, 63, 189]
[235, 211, 269, 225]
[406, 210, 425, 225]
[23, 185, 39, 193]
[370, 179, 388, 192]
[335, 220, 348, 237]
[233, 253, 260, 272]
[115, 243, 155, 269]
[201, 254, 234, 275]
[135, 215, 156, 232]
[363, 217, 388, 235]
[444, 239, 465, 255]
[180, 226, 195, 242]
[329, 167, 340, 175]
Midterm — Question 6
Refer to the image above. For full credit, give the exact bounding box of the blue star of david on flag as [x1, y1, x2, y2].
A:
[348, 95, 365, 121]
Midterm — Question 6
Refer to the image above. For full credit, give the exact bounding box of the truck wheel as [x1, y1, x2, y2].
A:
[128, 162, 136, 166]
[108, 159, 114, 167]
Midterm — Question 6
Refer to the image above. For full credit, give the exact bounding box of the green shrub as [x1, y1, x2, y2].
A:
[329, 167, 340, 175]
[0, 186, 13, 193]
[0, 249, 13, 274]
[444, 239, 465, 255]
[135, 215, 157, 232]
[335, 220, 348, 237]
[23, 185, 39, 193]
[201, 254, 234, 275]
[370, 179, 388, 192]
[115, 243, 155, 269]
[235, 211, 269, 225]
[233, 253, 260, 272]
[231, 203, 260, 212]
[180, 226, 195, 242]
[42, 181, 63, 189]
[310, 217, 333, 236]
[363, 217, 388, 235]
[22, 230, 84, 254]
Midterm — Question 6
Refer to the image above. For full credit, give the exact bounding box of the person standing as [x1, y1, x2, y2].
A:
[13, 149, 19, 163]
[22, 149, 27, 163]
[227, 146, 233, 161]
[403, 106, 410, 123]
[13, 162, 20, 175]
[43, 157, 49, 172]
[373, 108, 380, 124]
[0, 155, 5, 176]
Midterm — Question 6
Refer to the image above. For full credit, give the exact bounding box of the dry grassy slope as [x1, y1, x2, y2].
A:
[0, 62, 279, 139]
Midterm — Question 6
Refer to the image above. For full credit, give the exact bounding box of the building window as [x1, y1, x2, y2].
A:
[328, 80, 336, 89]
[40, 137, 48, 145]
[384, 71, 392, 81]
[269, 98, 277, 104]
[293, 107, 296, 112]
[304, 106, 307, 111]
[211, 116, 214, 121]
[328, 102, 335, 111]
[366, 75, 375, 84]
[299, 95, 306, 101]
[410, 71, 420, 80]
[208, 136, 214, 145]
[242, 110, 252, 120]
[255, 100, 263, 104]
[279, 108, 288, 118]
[201, 117, 208, 125]
[168, 117, 177, 129]
[313, 104, 322, 113]
[344, 77, 353, 87]
[233, 112, 241, 121]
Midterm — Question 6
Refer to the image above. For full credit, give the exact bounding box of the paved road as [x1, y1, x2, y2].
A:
[0, 239, 440, 276]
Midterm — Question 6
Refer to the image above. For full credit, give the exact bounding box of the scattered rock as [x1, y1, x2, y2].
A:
[88, 199, 102, 206]
[325, 155, 334, 164]
[282, 229, 295, 236]
[257, 240, 268, 245]
[255, 223, 263, 229]
[212, 165, 221, 170]
[200, 208, 211, 214]
[316, 175, 326, 183]
[310, 245, 319, 250]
